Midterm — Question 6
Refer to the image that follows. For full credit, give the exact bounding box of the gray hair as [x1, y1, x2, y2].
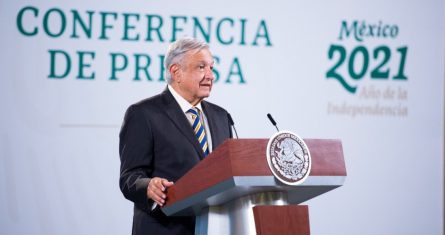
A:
[164, 37, 209, 83]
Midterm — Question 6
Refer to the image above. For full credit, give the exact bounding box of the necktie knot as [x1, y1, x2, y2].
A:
[187, 107, 199, 118]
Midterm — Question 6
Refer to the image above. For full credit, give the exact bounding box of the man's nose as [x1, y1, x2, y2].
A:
[205, 68, 215, 81]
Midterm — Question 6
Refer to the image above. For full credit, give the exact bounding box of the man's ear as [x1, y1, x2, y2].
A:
[170, 64, 181, 83]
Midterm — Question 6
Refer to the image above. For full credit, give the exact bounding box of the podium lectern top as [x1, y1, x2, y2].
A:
[162, 139, 346, 216]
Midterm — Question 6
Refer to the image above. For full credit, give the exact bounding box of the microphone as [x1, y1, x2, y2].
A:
[227, 113, 239, 139]
[267, 113, 280, 132]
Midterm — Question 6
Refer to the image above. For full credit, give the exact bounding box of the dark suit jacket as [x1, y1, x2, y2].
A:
[119, 88, 232, 235]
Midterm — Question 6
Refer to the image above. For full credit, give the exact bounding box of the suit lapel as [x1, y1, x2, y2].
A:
[160, 88, 205, 160]
[202, 101, 220, 148]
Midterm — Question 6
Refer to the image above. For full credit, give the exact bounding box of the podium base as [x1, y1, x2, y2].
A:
[195, 191, 288, 235]
[253, 205, 310, 235]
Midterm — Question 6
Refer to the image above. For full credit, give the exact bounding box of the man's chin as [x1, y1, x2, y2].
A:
[199, 87, 212, 95]
[198, 91, 211, 98]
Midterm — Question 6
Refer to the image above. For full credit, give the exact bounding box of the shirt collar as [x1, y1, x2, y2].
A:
[168, 85, 203, 113]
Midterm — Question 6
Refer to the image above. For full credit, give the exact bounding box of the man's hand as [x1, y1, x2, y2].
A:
[147, 177, 174, 207]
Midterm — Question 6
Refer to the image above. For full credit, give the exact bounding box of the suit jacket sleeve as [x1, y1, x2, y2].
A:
[119, 104, 153, 211]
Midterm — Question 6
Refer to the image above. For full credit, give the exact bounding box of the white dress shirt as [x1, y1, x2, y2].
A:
[167, 85, 213, 152]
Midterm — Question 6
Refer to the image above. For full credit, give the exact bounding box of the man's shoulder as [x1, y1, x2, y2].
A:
[125, 91, 169, 116]
[202, 100, 229, 114]
[133, 93, 163, 108]
[130, 89, 171, 108]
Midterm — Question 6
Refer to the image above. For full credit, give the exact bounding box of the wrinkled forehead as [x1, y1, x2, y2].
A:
[185, 48, 214, 64]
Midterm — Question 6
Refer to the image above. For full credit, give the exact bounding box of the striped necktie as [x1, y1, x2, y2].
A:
[187, 107, 210, 156]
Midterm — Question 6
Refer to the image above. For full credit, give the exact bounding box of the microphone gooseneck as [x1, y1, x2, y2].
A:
[267, 113, 280, 132]
[227, 113, 239, 139]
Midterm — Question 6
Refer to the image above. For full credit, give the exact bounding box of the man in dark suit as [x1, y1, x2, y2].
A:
[119, 37, 232, 235]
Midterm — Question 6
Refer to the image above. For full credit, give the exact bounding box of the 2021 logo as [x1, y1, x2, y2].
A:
[327, 20, 408, 94]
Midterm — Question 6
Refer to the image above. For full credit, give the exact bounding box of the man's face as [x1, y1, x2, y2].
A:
[173, 48, 215, 105]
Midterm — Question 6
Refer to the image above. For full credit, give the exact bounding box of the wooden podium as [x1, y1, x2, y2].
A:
[161, 139, 346, 235]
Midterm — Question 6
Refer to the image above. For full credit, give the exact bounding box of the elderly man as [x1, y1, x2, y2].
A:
[119, 38, 232, 234]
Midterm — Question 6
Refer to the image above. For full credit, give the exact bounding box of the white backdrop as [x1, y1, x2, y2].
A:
[1, 0, 444, 234]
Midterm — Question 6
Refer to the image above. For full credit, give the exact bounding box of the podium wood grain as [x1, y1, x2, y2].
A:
[253, 205, 310, 235]
[165, 139, 346, 207]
